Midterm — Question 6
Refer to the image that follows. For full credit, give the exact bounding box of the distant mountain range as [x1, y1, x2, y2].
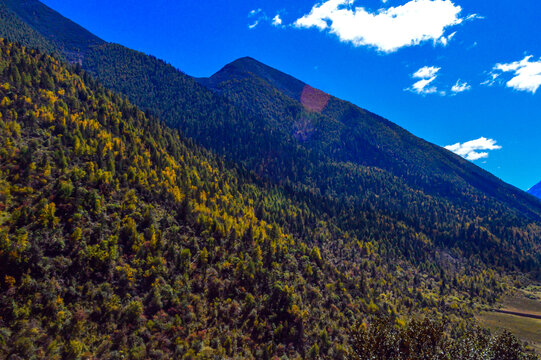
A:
[529, 181, 541, 200]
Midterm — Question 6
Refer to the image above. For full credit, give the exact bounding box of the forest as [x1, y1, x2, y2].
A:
[82, 43, 541, 276]
[0, 0, 540, 358]
[0, 38, 538, 359]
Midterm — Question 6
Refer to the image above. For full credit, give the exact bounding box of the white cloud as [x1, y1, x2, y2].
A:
[248, 9, 269, 29]
[411, 77, 438, 94]
[408, 66, 471, 95]
[249, 9, 262, 17]
[294, 0, 470, 53]
[465, 13, 484, 21]
[413, 66, 440, 79]
[248, 9, 283, 29]
[481, 72, 499, 87]
[439, 31, 456, 46]
[407, 66, 440, 94]
[445, 137, 502, 161]
[451, 79, 471, 93]
[491, 55, 541, 94]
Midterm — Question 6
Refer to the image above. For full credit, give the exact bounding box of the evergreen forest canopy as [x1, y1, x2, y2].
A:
[0, 0, 540, 358]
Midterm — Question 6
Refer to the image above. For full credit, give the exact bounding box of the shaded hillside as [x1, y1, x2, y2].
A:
[202, 57, 540, 218]
[198, 57, 541, 266]
[0, 0, 56, 54]
[84, 43, 541, 273]
[2, 0, 104, 62]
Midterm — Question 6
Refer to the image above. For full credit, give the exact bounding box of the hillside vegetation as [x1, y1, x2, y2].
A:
[0, 0, 540, 358]
[1, 0, 540, 278]
[0, 39, 538, 359]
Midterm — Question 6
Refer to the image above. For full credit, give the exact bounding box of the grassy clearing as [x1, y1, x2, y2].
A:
[477, 311, 541, 354]
[477, 287, 541, 354]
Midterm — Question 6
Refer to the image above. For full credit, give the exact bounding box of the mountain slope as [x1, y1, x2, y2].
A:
[202, 56, 539, 217]
[1, 0, 538, 275]
[83, 43, 541, 272]
[2, 0, 104, 62]
[0, 39, 358, 358]
[0, 0, 57, 54]
[1, 38, 537, 360]
[530, 181, 541, 200]
[197, 57, 541, 262]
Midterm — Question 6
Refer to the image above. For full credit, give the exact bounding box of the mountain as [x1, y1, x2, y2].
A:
[1, 0, 540, 273]
[196, 57, 541, 271]
[83, 46, 541, 272]
[200, 56, 536, 208]
[530, 181, 541, 200]
[3, 37, 538, 360]
[0, 1, 540, 358]
[1, 0, 103, 62]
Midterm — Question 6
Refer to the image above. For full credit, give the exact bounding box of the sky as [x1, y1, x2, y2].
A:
[41, 0, 541, 191]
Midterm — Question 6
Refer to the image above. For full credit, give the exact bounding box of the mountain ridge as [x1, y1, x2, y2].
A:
[3, 0, 104, 62]
[198, 55, 541, 219]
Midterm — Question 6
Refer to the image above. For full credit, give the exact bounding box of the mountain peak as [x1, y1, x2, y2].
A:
[202, 56, 308, 101]
[528, 181, 541, 200]
[3, 0, 104, 62]
[230, 56, 260, 65]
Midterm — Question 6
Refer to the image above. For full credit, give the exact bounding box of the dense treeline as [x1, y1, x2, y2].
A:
[0, 40, 537, 358]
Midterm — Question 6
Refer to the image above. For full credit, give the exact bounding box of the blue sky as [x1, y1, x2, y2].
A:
[42, 0, 541, 191]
